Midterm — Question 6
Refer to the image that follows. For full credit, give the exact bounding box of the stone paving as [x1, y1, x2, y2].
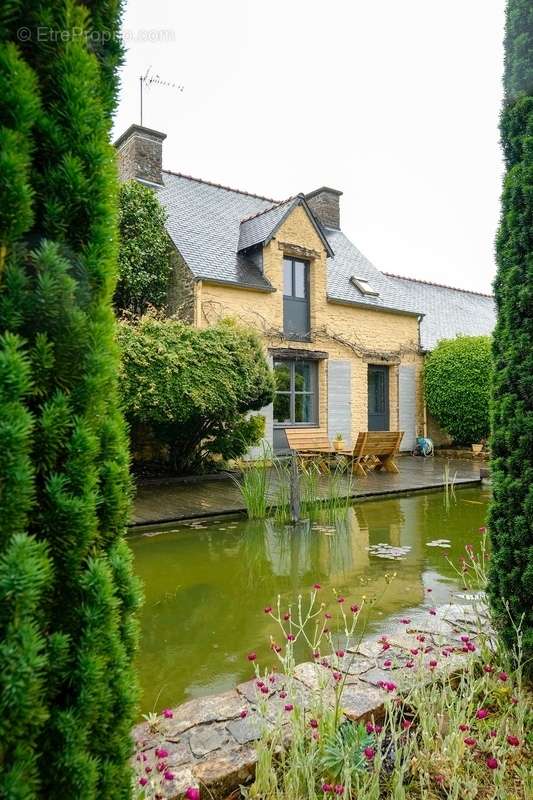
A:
[131, 456, 483, 526]
[132, 602, 491, 799]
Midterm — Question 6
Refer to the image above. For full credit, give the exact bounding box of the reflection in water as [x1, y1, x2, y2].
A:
[130, 486, 489, 715]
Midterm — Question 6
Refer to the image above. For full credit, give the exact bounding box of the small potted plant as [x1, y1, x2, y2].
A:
[333, 432, 345, 452]
[471, 439, 485, 456]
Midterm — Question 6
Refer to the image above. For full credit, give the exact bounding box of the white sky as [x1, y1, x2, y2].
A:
[113, 0, 506, 294]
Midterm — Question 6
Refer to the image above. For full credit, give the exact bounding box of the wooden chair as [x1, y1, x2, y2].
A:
[352, 431, 404, 477]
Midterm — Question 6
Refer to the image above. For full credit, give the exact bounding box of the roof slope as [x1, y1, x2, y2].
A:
[238, 198, 295, 251]
[385, 274, 496, 350]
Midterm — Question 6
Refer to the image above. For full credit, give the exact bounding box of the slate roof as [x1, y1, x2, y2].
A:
[385, 273, 496, 350]
[156, 170, 421, 312]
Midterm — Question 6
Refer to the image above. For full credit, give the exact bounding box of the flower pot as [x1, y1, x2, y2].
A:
[333, 440, 345, 452]
[471, 443, 483, 455]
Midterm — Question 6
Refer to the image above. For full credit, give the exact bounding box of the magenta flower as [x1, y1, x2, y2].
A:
[139, 777, 148, 787]
[402, 720, 412, 730]
[366, 722, 374, 733]
[283, 612, 291, 621]
[279, 690, 287, 699]
[384, 681, 396, 692]
[155, 748, 169, 759]
[429, 659, 438, 668]
[333, 671, 342, 682]
[313, 583, 321, 590]
[287, 633, 295, 641]
[247, 652, 256, 661]
[325, 612, 332, 620]
[256, 680, 265, 688]
[507, 735, 520, 746]
[350, 604, 359, 613]
[489, 729, 497, 738]
[460, 635, 470, 643]
[429, 608, 437, 616]
[364, 746, 375, 760]
[383, 659, 392, 669]
[145, 766, 152, 774]
[483, 664, 494, 673]
[381, 641, 391, 651]
[410, 648, 419, 656]
[479, 526, 486, 533]
[400, 618, 411, 624]
[434, 774, 445, 785]
[260, 685, 269, 694]
[335, 649, 345, 658]
[337, 596, 345, 604]
[162, 708, 173, 719]
[464, 737, 477, 747]
[309, 718, 319, 729]
[264, 606, 272, 614]
[405, 660, 414, 668]
[185, 789, 201, 800]
[466, 642, 476, 652]
[322, 784, 333, 794]
[459, 724, 470, 732]
[374, 724, 383, 734]
[426, 587, 433, 592]
[240, 709, 248, 718]
[313, 651, 320, 659]
[498, 671, 508, 682]
[164, 771, 175, 781]
[272, 644, 282, 653]
[334, 786, 344, 796]
[511, 696, 518, 705]
[284, 703, 294, 712]
[269, 674, 277, 684]
[476, 708, 490, 720]
[486, 756, 498, 770]
[416, 635, 425, 642]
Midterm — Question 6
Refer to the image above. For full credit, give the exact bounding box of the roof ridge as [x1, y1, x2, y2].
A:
[240, 196, 295, 224]
[384, 272, 494, 299]
[162, 169, 280, 203]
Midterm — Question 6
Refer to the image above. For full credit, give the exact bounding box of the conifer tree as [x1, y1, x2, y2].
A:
[489, 0, 532, 664]
[0, 3, 141, 798]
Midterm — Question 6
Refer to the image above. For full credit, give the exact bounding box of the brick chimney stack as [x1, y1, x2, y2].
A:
[305, 186, 343, 230]
[114, 124, 166, 185]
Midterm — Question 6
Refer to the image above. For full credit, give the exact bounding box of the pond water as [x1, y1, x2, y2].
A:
[129, 486, 489, 716]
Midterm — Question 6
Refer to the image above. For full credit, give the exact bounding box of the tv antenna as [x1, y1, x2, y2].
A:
[139, 67, 184, 125]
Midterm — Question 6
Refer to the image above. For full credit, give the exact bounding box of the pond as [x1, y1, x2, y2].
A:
[129, 486, 489, 716]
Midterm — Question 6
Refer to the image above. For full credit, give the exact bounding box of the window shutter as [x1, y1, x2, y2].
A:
[328, 360, 352, 447]
[399, 365, 417, 451]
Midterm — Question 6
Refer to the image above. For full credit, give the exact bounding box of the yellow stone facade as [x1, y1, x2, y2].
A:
[193, 204, 425, 450]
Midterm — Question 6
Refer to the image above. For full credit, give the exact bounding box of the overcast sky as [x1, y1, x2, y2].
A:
[113, 0, 506, 294]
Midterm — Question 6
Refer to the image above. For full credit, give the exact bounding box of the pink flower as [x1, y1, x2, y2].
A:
[322, 784, 333, 794]
[426, 588, 433, 592]
[350, 604, 359, 613]
[284, 703, 294, 711]
[486, 757, 498, 770]
[405, 660, 414, 668]
[155, 748, 169, 759]
[313, 583, 321, 590]
[335, 649, 345, 658]
[464, 737, 477, 747]
[383, 659, 392, 669]
[416, 635, 425, 642]
[256, 680, 264, 688]
[162, 708, 173, 719]
[507, 735, 520, 747]
[429, 608, 437, 616]
[272, 644, 282, 653]
[374, 724, 383, 734]
[337, 596, 345, 604]
[145, 766, 152, 774]
[402, 720, 412, 730]
[247, 652, 256, 661]
[489, 729, 497, 738]
[400, 618, 411, 624]
[325, 612, 332, 620]
[434, 775, 445, 785]
[139, 778, 148, 787]
[264, 606, 272, 614]
[364, 746, 375, 760]
[313, 651, 320, 659]
[476, 708, 490, 720]
[366, 722, 374, 734]
[429, 659, 438, 668]
[410, 648, 419, 656]
[164, 771, 175, 781]
[381, 642, 391, 651]
[333, 671, 342, 682]
[240, 709, 248, 718]
[260, 685, 269, 694]
[466, 642, 476, 652]
[287, 634, 295, 641]
[269, 674, 277, 683]
[459, 724, 470, 732]
[511, 696, 518, 705]
[279, 690, 287, 699]
[479, 526, 486, 533]
[498, 671, 508, 682]
[309, 718, 319, 729]
[385, 681, 396, 692]
[461, 635, 470, 643]
[185, 789, 201, 800]
[334, 786, 344, 796]
[483, 664, 494, 673]
[283, 612, 291, 621]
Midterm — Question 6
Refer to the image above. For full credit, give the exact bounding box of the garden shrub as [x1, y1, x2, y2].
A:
[116, 180, 172, 316]
[424, 336, 492, 444]
[0, 3, 141, 798]
[118, 316, 275, 473]
[489, 0, 533, 666]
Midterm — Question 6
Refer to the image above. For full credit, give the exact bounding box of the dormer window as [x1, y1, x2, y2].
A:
[283, 257, 310, 340]
[350, 275, 379, 297]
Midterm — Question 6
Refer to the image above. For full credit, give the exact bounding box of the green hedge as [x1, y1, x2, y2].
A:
[424, 336, 492, 444]
[118, 317, 275, 472]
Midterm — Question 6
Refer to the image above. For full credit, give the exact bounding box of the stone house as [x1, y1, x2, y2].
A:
[115, 124, 496, 454]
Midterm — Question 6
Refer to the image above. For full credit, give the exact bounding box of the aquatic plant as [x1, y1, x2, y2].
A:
[233, 443, 273, 519]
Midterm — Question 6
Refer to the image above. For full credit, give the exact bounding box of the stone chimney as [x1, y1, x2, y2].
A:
[114, 124, 166, 185]
[305, 186, 343, 230]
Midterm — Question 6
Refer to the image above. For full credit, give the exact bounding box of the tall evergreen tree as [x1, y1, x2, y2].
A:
[489, 0, 532, 664]
[0, 3, 141, 798]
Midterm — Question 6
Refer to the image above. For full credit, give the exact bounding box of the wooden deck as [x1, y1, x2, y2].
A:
[130, 456, 484, 526]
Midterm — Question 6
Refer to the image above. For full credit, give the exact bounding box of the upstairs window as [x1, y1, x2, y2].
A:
[350, 275, 379, 297]
[283, 258, 310, 340]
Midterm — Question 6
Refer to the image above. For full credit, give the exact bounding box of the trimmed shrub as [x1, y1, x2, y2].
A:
[0, 3, 141, 798]
[118, 316, 275, 473]
[489, 0, 533, 665]
[424, 336, 492, 444]
[116, 180, 172, 315]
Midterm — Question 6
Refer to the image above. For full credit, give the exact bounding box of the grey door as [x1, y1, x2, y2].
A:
[368, 366, 389, 431]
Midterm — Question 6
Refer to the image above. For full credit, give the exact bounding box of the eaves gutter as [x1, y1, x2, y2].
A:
[197, 277, 276, 293]
[327, 294, 425, 320]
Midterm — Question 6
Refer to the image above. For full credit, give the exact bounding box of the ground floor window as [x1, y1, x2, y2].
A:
[273, 359, 317, 425]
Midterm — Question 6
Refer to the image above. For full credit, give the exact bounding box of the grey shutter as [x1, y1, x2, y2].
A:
[399, 365, 416, 451]
[328, 360, 352, 447]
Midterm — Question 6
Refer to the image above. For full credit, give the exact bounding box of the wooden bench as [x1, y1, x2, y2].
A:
[352, 431, 404, 477]
[285, 427, 335, 455]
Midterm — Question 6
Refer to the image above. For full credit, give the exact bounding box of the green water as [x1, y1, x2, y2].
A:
[129, 486, 489, 715]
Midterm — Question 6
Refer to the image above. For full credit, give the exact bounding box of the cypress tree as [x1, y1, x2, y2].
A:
[0, 3, 141, 798]
[489, 0, 533, 664]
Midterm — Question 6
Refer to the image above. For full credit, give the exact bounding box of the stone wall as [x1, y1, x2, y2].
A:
[166, 247, 196, 322]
